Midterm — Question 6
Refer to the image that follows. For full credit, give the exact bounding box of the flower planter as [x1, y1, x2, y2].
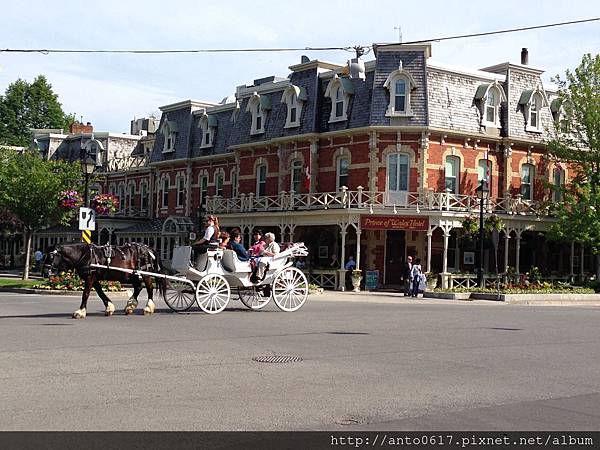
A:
[351, 271, 362, 292]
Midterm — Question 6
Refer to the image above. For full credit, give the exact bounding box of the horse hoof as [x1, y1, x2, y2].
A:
[105, 303, 115, 316]
[72, 309, 86, 319]
[124, 307, 133, 315]
[105, 310, 113, 317]
[143, 307, 152, 315]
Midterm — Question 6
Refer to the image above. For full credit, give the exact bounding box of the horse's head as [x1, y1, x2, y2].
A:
[46, 244, 83, 276]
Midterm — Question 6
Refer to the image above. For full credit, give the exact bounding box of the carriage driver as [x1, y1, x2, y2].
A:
[254, 232, 280, 281]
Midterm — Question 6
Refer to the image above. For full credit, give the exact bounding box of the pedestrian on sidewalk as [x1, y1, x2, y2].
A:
[411, 258, 423, 297]
[403, 256, 413, 296]
[34, 249, 43, 273]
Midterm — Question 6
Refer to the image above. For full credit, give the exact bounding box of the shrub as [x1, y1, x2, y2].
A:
[33, 270, 123, 292]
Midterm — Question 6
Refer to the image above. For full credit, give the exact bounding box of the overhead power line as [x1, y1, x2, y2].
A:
[0, 17, 598, 55]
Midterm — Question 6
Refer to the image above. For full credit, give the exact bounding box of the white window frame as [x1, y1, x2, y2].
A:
[477, 159, 493, 186]
[176, 174, 185, 208]
[336, 157, 349, 191]
[445, 156, 460, 194]
[281, 85, 304, 128]
[552, 167, 564, 202]
[527, 92, 543, 132]
[199, 115, 214, 148]
[484, 88, 501, 127]
[128, 182, 135, 210]
[140, 181, 149, 211]
[324, 76, 350, 123]
[521, 164, 534, 200]
[290, 159, 303, 193]
[215, 172, 224, 197]
[199, 175, 208, 207]
[386, 153, 410, 205]
[118, 184, 125, 210]
[383, 67, 417, 117]
[161, 178, 169, 208]
[162, 121, 176, 153]
[247, 94, 265, 135]
[230, 168, 238, 198]
[256, 164, 267, 197]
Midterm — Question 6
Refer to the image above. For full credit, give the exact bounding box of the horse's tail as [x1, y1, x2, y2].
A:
[152, 249, 168, 303]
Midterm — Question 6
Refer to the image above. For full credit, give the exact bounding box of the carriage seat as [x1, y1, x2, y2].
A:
[221, 250, 252, 273]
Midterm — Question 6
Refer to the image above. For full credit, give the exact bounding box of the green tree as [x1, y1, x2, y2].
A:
[547, 53, 600, 276]
[0, 75, 73, 147]
[0, 148, 82, 279]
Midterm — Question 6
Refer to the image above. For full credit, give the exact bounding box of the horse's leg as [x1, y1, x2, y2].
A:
[142, 275, 156, 315]
[73, 274, 94, 319]
[124, 276, 142, 315]
[93, 280, 114, 316]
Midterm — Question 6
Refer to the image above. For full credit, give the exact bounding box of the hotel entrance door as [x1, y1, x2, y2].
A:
[385, 230, 406, 285]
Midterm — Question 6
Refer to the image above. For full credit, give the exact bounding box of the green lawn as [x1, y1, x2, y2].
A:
[0, 278, 38, 288]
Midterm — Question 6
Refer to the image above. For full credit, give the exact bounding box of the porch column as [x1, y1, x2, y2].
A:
[580, 244, 585, 279]
[338, 223, 348, 291]
[288, 224, 296, 243]
[515, 231, 522, 274]
[426, 229, 433, 273]
[278, 225, 286, 243]
[442, 229, 450, 275]
[504, 230, 510, 272]
[355, 229, 362, 271]
[570, 241, 575, 277]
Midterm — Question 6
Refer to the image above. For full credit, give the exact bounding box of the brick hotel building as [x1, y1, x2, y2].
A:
[25, 43, 591, 289]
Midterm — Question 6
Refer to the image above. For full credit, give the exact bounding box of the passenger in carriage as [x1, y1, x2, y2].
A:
[255, 232, 280, 281]
[218, 231, 230, 249]
[249, 229, 265, 257]
[229, 230, 250, 261]
[193, 215, 220, 247]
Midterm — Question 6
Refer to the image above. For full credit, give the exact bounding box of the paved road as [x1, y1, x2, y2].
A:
[0, 291, 599, 430]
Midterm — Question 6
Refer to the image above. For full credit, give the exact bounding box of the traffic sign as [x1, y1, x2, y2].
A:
[79, 207, 96, 231]
[81, 230, 92, 244]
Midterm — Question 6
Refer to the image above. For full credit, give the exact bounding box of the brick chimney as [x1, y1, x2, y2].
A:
[521, 48, 529, 65]
[69, 121, 93, 134]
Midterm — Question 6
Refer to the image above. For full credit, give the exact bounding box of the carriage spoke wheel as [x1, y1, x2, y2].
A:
[239, 287, 271, 310]
[272, 267, 308, 312]
[196, 274, 230, 314]
[164, 278, 196, 312]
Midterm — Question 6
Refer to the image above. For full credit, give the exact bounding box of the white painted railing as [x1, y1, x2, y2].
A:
[106, 155, 149, 172]
[206, 187, 549, 217]
[304, 269, 338, 290]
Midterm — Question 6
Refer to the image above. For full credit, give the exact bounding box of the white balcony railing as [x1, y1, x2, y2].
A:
[106, 155, 149, 172]
[206, 187, 549, 217]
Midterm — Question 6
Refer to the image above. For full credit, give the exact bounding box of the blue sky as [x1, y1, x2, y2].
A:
[1, 0, 598, 133]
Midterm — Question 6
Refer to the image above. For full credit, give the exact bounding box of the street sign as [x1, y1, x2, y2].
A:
[79, 207, 96, 231]
[81, 230, 92, 244]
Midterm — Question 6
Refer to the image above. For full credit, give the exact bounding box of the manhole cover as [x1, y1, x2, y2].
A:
[252, 355, 302, 363]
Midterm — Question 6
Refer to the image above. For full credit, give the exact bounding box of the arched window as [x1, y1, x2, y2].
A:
[198, 175, 208, 207]
[445, 156, 460, 194]
[289, 93, 298, 124]
[553, 165, 565, 202]
[290, 160, 303, 193]
[118, 184, 125, 210]
[337, 157, 349, 190]
[230, 168, 238, 198]
[485, 88, 499, 125]
[246, 94, 266, 135]
[128, 183, 135, 210]
[162, 121, 177, 153]
[384, 65, 417, 117]
[529, 93, 542, 130]
[334, 85, 344, 118]
[176, 175, 185, 207]
[324, 76, 352, 123]
[281, 85, 305, 128]
[215, 172, 224, 197]
[199, 115, 215, 148]
[387, 153, 409, 192]
[256, 164, 267, 196]
[521, 164, 534, 200]
[162, 178, 169, 208]
[140, 181, 149, 211]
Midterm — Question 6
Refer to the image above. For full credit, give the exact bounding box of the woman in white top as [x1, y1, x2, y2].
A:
[410, 258, 422, 297]
[194, 215, 219, 246]
[255, 232, 280, 281]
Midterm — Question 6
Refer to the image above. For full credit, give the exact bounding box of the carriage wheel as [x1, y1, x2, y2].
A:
[164, 278, 196, 312]
[195, 274, 230, 314]
[239, 287, 271, 310]
[272, 267, 308, 312]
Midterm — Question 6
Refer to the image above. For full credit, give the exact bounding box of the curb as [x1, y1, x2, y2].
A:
[0, 287, 130, 297]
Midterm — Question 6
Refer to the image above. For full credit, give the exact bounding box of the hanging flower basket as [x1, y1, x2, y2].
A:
[484, 214, 504, 233]
[91, 194, 119, 215]
[59, 190, 83, 210]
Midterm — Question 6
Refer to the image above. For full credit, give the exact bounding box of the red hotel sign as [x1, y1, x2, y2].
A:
[360, 216, 429, 231]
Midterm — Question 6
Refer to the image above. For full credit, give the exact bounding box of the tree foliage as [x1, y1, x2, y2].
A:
[0, 148, 82, 278]
[547, 54, 600, 254]
[0, 76, 74, 146]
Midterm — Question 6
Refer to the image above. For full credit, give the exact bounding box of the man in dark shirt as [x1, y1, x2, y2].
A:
[403, 256, 413, 296]
[229, 230, 249, 261]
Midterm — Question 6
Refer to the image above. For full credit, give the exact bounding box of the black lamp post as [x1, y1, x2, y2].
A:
[81, 154, 96, 207]
[476, 179, 490, 287]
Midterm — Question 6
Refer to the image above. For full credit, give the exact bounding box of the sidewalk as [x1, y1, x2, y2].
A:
[0, 270, 42, 280]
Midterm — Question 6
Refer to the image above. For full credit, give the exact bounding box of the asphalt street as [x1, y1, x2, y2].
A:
[0, 291, 599, 431]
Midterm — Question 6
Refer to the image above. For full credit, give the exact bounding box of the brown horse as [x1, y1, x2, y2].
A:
[48, 242, 167, 318]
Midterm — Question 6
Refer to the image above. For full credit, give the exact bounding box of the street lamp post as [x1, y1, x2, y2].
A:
[476, 180, 490, 288]
[81, 154, 96, 207]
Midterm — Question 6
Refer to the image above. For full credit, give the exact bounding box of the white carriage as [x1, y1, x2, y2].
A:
[162, 242, 310, 314]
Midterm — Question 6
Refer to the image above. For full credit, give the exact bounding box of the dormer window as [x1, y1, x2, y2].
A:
[281, 85, 307, 128]
[162, 120, 177, 153]
[199, 114, 216, 148]
[519, 88, 547, 133]
[475, 82, 506, 128]
[246, 93, 270, 135]
[324, 76, 353, 123]
[384, 64, 417, 117]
